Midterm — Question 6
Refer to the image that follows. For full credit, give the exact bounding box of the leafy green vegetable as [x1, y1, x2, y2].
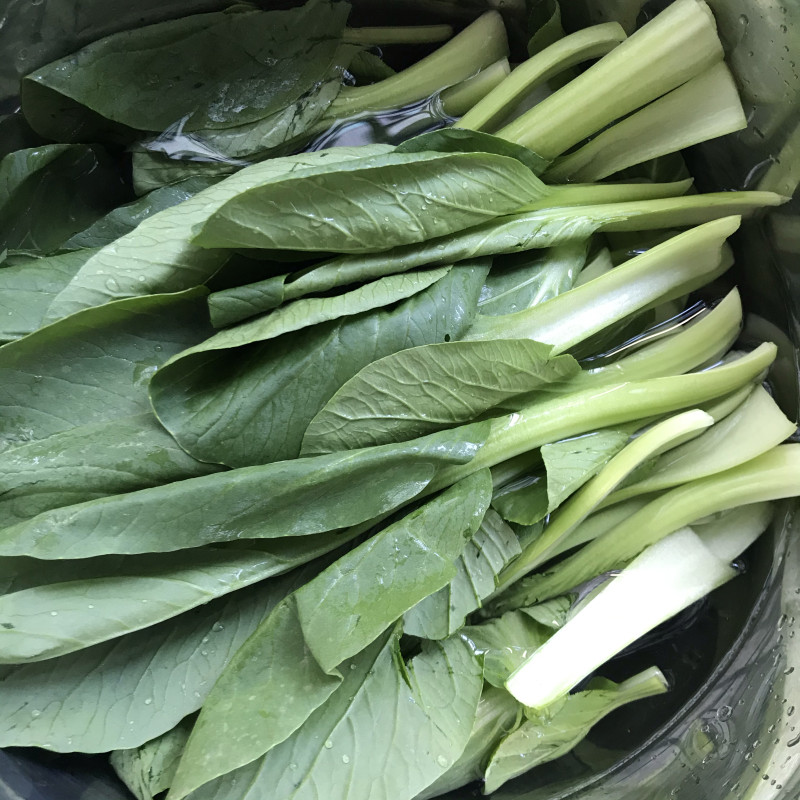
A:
[21, 2, 351, 145]
[43, 145, 393, 322]
[0, 422, 489, 559]
[185, 630, 483, 800]
[192, 150, 549, 252]
[405, 508, 522, 639]
[416, 685, 520, 800]
[63, 177, 218, 250]
[0, 144, 126, 253]
[301, 339, 579, 455]
[149, 262, 488, 467]
[0, 249, 96, 342]
[168, 471, 492, 800]
[0, 533, 348, 662]
[110, 718, 192, 800]
[0, 568, 317, 752]
[484, 668, 669, 792]
[478, 241, 588, 317]
[0, 414, 219, 528]
[0, 288, 212, 449]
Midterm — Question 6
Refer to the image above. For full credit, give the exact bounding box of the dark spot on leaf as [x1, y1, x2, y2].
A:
[1, 622, 14, 629]
[444, 334, 451, 342]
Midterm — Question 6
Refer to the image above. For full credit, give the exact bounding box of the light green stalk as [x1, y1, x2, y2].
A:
[497, 0, 724, 159]
[545, 62, 746, 182]
[498, 443, 800, 609]
[464, 217, 739, 353]
[505, 527, 738, 708]
[440, 59, 510, 117]
[601, 386, 797, 507]
[455, 22, 626, 133]
[519, 179, 693, 212]
[431, 343, 777, 493]
[496, 409, 715, 591]
[328, 11, 508, 117]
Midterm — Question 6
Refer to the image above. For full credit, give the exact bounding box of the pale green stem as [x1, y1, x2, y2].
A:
[497, 0, 724, 159]
[328, 11, 509, 117]
[518, 179, 693, 212]
[440, 59, 510, 117]
[545, 62, 746, 183]
[455, 22, 626, 133]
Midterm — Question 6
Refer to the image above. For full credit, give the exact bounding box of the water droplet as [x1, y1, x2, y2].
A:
[324, 740, 333, 749]
[212, 622, 224, 632]
[50, 611, 58, 616]
[31, 709, 41, 718]
[105, 278, 119, 292]
[201, 650, 208, 656]
[144, 698, 153, 705]
[138, 275, 147, 282]
[289, 763, 298, 770]
[87, 604, 95, 609]
[342, 754, 350, 764]
[437, 755, 448, 767]
[349, 663, 357, 670]
[739, 13, 749, 25]
[717, 705, 732, 721]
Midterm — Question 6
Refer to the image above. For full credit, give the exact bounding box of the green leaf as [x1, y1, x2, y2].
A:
[185, 631, 483, 800]
[479, 241, 587, 317]
[0, 144, 127, 253]
[492, 472, 550, 526]
[0, 289, 212, 449]
[527, 0, 566, 55]
[459, 605, 558, 688]
[110, 718, 192, 800]
[0, 569, 315, 752]
[0, 249, 96, 342]
[63, 177, 218, 250]
[0, 414, 219, 528]
[542, 429, 632, 510]
[149, 261, 488, 468]
[483, 668, 668, 793]
[405, 507, 522, 639]
[0, 533, 348, 663]
[395, 127, 549, 174]
[43, 145, 393, 323]
[416, 684, 520, 800]
[192, 150, 549, 253]
[21, 3, 350, 141]
[0, 422, 489, 559]
[169, 471, 492, 799]
[301, 339, 580, 455]
[131, 151, 240, 196]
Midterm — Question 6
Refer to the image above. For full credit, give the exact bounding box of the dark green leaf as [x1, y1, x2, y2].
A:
[0, 144, 127, 253]
[0, 533, 346, 662]
[186, 631, 483, 800]
[62, 177, 219, 250]
[44, 145, 392, 323]
[0, 422, 489, 558]
[348, 49, 397, 83]
[0, 414, 219, 528]
[192, 150, 549, 253]
[0, 249, 96, 342]
[149, 261, 488, 468]
[21, 3, 350, 141]
[110, 718, 192, 800]
[169, 470, 491, 799]
[405, 508, 521, 639]
[479, 241, 587, 317]
[527, 0, 565, 56]
[0, 569, 315, 752]
[131, 151, 240, 196]
[396, 127, 550, 174]
[301, 339, 579, 455]
[0, 288, 212, 449]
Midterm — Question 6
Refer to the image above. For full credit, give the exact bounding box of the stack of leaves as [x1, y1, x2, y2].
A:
[0, 1, 797, 799]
